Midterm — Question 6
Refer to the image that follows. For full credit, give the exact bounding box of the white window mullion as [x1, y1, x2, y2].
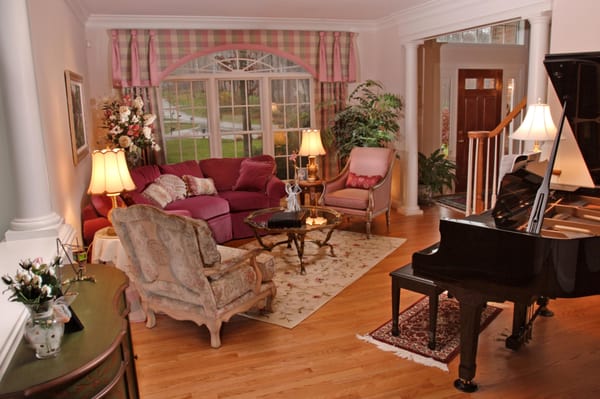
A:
[261, 77, 274, 156]
[207, 77, 221, 157]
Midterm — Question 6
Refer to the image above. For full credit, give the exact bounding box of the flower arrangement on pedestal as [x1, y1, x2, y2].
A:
[100, 95, 160, 167]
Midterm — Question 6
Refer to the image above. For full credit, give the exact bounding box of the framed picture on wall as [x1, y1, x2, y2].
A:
[64, 70, 88, 165]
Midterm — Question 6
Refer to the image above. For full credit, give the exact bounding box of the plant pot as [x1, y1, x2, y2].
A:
[418, 184, 433, 205]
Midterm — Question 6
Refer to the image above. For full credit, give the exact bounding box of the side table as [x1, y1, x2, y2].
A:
[0, 265, 140, 398]
[297, 180, 323, 206]
[91, 226, 129, 268]
[91, 226, 146, 323]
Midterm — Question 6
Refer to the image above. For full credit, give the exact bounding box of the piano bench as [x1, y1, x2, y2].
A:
[390, 263, 445, 350]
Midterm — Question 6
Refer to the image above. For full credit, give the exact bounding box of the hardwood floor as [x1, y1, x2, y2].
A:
[129, 205, 600, 398]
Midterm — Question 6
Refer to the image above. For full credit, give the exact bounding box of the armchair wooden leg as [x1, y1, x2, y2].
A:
[366, 220, 372, 239]
[386, 208, 391, 233]
[145, 308, 156, 328]
[207, 321, 222, 348]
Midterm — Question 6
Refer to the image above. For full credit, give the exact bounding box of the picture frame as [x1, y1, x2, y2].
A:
[64, 70, 88, 165]
[296, 167, 307, 181]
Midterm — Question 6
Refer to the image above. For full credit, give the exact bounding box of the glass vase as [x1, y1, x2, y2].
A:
[24, 303, 64, 359]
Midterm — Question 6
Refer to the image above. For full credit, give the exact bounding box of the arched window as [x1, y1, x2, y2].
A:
[160, 49, 314, 180]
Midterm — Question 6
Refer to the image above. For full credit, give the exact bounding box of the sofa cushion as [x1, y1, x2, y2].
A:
[159, 160, 204, 179]
[345, 172, 383, 189]
[199, 157, 245, 192]
[183, 175, 217, 196]
[209, 265, 257, 307]
[232, 159, 274, 192]
[130, 164, 161, 192]
[142, 183, 173, 208]
[322, 188, 369, 210]
[156, 174, 187, 200]
[165, 195, 229, 220]
[218, 190, 272, 212]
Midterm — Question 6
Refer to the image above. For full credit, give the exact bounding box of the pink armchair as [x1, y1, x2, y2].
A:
[319, 147, 396, 238]
[111, 205, 276, 348]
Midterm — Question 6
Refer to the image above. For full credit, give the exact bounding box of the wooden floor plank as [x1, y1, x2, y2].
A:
[130, 205, 600, 398]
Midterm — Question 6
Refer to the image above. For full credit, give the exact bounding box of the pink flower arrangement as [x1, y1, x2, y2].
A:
[101, 95, 160, 152]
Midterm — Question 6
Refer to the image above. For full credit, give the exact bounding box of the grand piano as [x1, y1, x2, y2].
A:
[412, 51, 600, 392]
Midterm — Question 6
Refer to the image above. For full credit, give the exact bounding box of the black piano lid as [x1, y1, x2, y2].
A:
[544, 52, 600, 186]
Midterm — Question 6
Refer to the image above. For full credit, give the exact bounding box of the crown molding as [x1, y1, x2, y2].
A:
[85, 14, 375, 32]
[79, 0, 553, 39]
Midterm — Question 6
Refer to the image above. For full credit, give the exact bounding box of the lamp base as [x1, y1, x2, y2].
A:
[306, 156, 319, 182]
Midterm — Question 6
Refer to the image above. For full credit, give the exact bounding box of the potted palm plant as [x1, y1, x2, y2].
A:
[418, 148, 456, 204]
[327, 80, 403, 168]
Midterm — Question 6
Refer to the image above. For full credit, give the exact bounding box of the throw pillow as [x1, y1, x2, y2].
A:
[142, 183, 173, 208]
[155, 174, 187, 200]
[345, 172, 383, 189]
[183, 175, 217, 196]
[232, 159, 273, 192]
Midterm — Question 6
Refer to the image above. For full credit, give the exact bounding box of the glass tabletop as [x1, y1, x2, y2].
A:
[245, 206, 342, 232]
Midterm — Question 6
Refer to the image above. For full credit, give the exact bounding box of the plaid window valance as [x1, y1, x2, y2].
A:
[111, 29, 356, 87]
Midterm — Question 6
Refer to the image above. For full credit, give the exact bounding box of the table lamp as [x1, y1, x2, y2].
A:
[87, 148, 136, 235]
[298, 129, 326, 181]
[510, 100, 557, 152]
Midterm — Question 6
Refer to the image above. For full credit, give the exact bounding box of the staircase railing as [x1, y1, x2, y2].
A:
[464, 97, 528, 216]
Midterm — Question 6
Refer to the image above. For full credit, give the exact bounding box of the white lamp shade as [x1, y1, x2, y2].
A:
[298, 129, 326, 156]
[87, 148, 136, 195]
[510, 102, 557, 142]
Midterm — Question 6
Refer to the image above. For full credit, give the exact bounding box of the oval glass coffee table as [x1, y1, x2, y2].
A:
[244, 206, 342, 274]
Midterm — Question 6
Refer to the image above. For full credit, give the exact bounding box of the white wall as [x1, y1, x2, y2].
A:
[550, 0, 600, 53]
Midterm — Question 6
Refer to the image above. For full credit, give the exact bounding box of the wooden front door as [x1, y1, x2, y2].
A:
[456, 69, 503, 192]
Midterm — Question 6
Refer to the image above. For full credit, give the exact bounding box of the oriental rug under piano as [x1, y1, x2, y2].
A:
[358, 294, 502, 371]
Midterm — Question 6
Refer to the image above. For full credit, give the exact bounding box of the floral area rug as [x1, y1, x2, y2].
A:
[357, 294, 502, 371]
[240, 230, 405, 328]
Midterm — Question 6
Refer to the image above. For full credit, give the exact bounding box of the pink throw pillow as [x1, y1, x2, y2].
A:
[345, 172, 383, 189]
[232, 159, 273, 192]
[155, 174, 187, 200]
[142, 183, 173, 208]
[183, 175, 217, 196]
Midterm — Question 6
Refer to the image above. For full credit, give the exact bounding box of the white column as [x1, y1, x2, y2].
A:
[0, 0, 63, 240]
[399, 41, 423, 216]
[526, 14, 552, 104]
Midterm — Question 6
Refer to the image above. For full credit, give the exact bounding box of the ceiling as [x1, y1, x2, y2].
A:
[74, 0, 425, 22]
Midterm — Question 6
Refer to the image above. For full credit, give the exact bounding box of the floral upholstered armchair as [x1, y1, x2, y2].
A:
[111, 205, 277, 348]
[319, 147, 396, 238]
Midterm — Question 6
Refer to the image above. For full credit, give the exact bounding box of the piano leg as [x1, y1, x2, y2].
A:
[391, 275, 400, 336]
[506, 297, 554, 350]
[506, 302, 528, 350]
[537, 296, 554, 317]
[451, 288, 486, 393]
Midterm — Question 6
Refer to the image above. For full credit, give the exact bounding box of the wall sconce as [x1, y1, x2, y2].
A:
[510, 100, 557, 152]
[298, 129, 326, 181]
[87, 148, 136, 235]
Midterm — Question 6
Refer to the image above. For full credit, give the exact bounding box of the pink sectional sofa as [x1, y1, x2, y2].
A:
[82, 155, 286, 245]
